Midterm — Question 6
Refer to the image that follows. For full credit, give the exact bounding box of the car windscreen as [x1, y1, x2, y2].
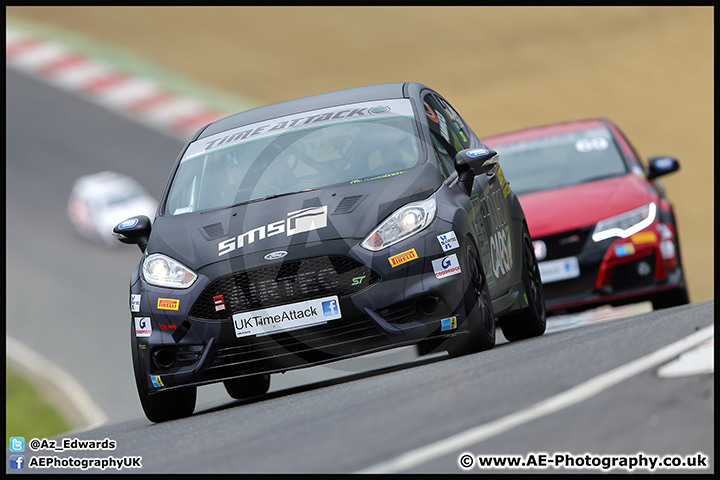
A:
[165, 99, 420, 215]
[491, 127, 629, 195]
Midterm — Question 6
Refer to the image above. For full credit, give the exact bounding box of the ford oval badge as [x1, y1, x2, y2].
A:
[118, 218, 139, 230]
[466, 149, 489, 158]
[264, 251, 288, 260]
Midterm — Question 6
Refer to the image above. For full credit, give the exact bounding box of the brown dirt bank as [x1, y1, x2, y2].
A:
[7, 6, 714, 302]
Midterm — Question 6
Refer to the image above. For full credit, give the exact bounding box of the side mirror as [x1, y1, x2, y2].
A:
[113, 215, 152, 252]
[454, 148, 499, 195]
[647, 156, 680, 179]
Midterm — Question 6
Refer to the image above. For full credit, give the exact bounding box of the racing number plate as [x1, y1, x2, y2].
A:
[232, 295, 342, 338]
[538, 256, 581, 284]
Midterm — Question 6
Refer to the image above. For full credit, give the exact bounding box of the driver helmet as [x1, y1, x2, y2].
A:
[224, 152, 244, 185]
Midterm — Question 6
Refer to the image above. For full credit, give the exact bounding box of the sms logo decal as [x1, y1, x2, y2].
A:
[218, 206, 328, 256]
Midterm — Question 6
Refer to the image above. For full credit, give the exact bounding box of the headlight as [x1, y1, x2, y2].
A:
[361, 194, 437, 251]
[143, 253, 198, 288]
[591, 202, 656, 242]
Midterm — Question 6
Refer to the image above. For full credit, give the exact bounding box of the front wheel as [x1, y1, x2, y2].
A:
[137, 385, 197, 423]
[447, 241, 495, 357]
[499, 224, 546, 342]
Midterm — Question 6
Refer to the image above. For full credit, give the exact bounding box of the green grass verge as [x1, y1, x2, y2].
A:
[6, 365, 72, 445]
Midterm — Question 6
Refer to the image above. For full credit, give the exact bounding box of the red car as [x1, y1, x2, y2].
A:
[483, 118, 689, 314]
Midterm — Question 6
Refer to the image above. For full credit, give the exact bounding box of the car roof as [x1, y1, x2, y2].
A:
[482, 118, 609, 146]
[196, 82, 423, 140]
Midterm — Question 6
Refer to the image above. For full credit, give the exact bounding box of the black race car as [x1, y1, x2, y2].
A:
[114, 82, 546, 422]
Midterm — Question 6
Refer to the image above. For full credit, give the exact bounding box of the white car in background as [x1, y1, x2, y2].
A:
[68, 171, 157, 247]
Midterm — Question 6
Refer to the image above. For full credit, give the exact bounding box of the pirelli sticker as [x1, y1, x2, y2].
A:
[388, 248, 419, 268]
[157, 298, 180, 310]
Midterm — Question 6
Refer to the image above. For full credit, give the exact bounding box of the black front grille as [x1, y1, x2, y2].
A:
[610, 253, 656, 290]
[204, 316, 385, 378]
[190, 256, 380, 321]
[150, 344, 205, 374]
[377, 302, 417, 323]
[537, 227, 593, 261]
[542, 265, 599, 301]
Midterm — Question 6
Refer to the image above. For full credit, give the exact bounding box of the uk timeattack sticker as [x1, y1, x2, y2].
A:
[135, 317, 152, 337]
[432, 254, 462, 279]
[437, 231, 459, 252]
[130, 294, 141, 312]
[232, 295, 341, 338]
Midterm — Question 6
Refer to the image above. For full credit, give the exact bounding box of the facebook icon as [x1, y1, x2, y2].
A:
[322, 299, 339, 316]
[10, 455, 25, 470]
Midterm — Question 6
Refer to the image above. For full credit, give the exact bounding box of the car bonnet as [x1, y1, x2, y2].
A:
[146, 162, 441, 270]
[518, 174, 658, 239]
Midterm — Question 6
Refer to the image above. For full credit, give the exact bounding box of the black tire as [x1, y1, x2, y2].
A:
[137, 385, 197, 423]
[499, 224, 547, 342]
[447, 241, 496, 357]
[651, 227, 690, 310]
[224, 374, 271, 400]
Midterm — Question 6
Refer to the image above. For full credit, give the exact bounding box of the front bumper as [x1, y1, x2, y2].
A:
[130, 218, 473, 393]
[535, 221, 683, 314]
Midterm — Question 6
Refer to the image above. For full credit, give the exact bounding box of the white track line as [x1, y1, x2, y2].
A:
[6, 336, 108, 431]
[657, 337, 714, 378]
[358, 324, 714, 473]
